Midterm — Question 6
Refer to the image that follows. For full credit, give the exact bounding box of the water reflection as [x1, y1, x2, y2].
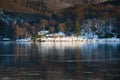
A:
[0, 42, 120, 80]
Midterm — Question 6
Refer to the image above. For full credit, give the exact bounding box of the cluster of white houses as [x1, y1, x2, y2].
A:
[36, 30, 69, 42]
[36, 30, 120, 42]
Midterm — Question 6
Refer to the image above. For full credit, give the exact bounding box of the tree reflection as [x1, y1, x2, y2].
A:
[0, 42, 120, 80]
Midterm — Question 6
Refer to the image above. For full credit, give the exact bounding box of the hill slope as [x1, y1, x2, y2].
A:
[0, 0, 109, 13]
[0, 0, 52, 14]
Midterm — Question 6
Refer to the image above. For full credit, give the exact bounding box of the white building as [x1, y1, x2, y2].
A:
[38, 30, 49, 35]
[46, 32, 66, 38]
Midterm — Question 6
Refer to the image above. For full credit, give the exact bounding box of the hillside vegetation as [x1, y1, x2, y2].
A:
[0, 0, 120, 39]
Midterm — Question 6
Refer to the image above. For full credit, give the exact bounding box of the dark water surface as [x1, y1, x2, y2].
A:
[0, 42, 120, 80]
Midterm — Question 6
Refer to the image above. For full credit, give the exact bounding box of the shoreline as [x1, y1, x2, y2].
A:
[36, 37, 120, 42]
[1, 38, 120, 43]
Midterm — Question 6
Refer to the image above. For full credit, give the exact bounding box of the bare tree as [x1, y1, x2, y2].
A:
[39, 19, 48, 30]
[49, 26, 55, 34]
[58, 23, 66, 32]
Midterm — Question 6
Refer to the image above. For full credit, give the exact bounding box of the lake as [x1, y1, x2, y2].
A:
[0, 42, 120, 80]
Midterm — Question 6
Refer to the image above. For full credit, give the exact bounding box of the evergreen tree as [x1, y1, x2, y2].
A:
[75, 20, 81, 37]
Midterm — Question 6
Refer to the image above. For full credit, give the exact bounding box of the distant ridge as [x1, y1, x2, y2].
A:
[0, 0, 110, 13]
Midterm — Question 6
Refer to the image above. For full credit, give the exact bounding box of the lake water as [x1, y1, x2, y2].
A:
[0, 42, 120, 80]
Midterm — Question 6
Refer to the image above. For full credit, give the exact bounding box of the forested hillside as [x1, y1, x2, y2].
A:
[0, 0, 120, 39]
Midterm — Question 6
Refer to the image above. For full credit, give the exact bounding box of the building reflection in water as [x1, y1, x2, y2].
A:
[0, 42, 120, 80]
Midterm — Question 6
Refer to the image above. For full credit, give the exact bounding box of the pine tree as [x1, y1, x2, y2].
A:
[75, 20, 81, 38]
